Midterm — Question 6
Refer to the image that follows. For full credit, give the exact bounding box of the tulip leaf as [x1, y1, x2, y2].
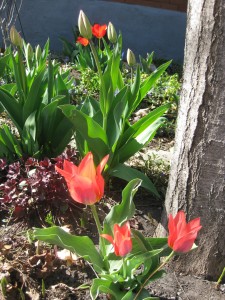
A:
[106, 99, 126, 148]
[103, 179, 141, 236]
[0, 125, 22, 158]
[125, 250, 162, 280]
[118, 103, 170, 147]
[33, 226, 104, 273]
[132, 230, 169, 257]
[121, 289, 153, 300]
[116, 117, 166, 164]
[139, 60, 171, 100]
[23, 67, 46, 122]
[90, 278, 125, 300]
[60, 104, 110, 162]
[131, 229, 154, 253]
[0, 83, 17, 96]
[23, 110, 37, 142]
[0, 53, 10, 77]
[110, 164, 159, 197]
[0, 88, 23, 132]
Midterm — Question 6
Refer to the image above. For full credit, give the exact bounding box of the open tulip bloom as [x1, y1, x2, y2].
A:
[92, 24, 107, 39]
[101, 222, 132, 257]
[76, 36, 89, 46]
[55, 152, 109, 205]
[168, 210, 202, 253]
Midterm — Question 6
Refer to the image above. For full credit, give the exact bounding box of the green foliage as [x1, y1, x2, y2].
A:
[0, 40, 74, 161]
[73, 68, 100, 101]
[60, 28, 171, 196]
[139, 52, 154, 74]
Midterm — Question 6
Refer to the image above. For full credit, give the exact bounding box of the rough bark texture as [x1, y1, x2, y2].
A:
[156, 0, 225, 280]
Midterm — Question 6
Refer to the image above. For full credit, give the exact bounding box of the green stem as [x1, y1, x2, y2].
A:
[134, 250, 175, 300]
[216, 267, 225, 288]
[123, 258, 127, 279]
[91, 204, 102, 235]
[89, 40, 107, 130]
[131, 67, 133, 85]
[90, 204, 106, 257]
[89, 40, 103, 85]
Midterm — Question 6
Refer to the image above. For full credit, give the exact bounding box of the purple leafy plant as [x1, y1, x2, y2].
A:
[0, 146, 79, 215]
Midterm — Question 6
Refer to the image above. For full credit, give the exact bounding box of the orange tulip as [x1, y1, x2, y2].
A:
[101, 222, 132, 257]
[55, 152, 109, 205]
[76, 36, 89, 46]
[168, 211, 202, 253]
[92, 24, 107, 39]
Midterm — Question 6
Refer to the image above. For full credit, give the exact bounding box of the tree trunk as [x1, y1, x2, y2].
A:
[156, 0, 225, 280]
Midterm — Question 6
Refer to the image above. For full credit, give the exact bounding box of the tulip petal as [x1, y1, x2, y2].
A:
[168, 211, 202, 253]
[63, 160, 78, 176]
[101, 234, 114, 245]
[96, 154, 109, 174]
[67, 175, 99, 205]
[78, 152, 96, 179]
[55, 165, 72, 182]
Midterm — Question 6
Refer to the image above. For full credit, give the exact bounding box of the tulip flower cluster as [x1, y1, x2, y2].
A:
[35, 151, 202, 300]
[76, 10, 108, 47]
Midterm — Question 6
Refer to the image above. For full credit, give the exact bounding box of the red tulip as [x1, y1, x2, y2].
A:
[55, 152, 109, 205]
[76, 36, 89, 46]
[101, 222, 132, 257]
[92, 24, 107, 39]
[168, 211, 202, 253]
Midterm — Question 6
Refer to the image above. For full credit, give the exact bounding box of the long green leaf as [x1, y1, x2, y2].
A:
[50, 118, 74, 156]
[33, 226, 104, 273]
[39, 96, 65, 142]
[0, 88, 23, 132]
[140, 61, 171, 99]
[0, 53, 10, 77]
[23, 67, 46, 122]
[25, 111, 36, 137]
[0, 83, 17, 96]
[118, 104, 170, 148]
[116, 117, 165, 163]
[60, 104, 109, 162]
[103, 179, 141, 236]
[128, 61, 171, 115]
[0, 125, 22, 158]
[90, 278, 125, 300]
[110, 164, 159, 197]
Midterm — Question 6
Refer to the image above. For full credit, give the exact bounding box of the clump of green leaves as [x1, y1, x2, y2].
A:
[60, 12, 172, 197]
[73, 68, 100, 102]
[0, 28, 74, 161]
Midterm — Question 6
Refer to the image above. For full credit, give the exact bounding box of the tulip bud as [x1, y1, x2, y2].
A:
[107, 22, 117, 44]
[10, 26, 23, 48]
[26, 43, 33, 60]
[35, 45, 42, 61]
[127, 48, 136, 67]
[78, 10, 92, 39]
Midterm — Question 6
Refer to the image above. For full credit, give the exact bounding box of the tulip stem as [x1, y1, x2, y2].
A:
[131, 67, 133, 85]
[89, 40, 107, 125]
[91, 204, 102, 235]
[216, 267, 225, 289]
[122, 258, 127, 279]
[134, 250, 175, 300]
[90, 204, 106, 257]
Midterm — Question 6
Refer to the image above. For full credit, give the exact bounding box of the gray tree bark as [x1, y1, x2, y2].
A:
[156, 0, 225, 280]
